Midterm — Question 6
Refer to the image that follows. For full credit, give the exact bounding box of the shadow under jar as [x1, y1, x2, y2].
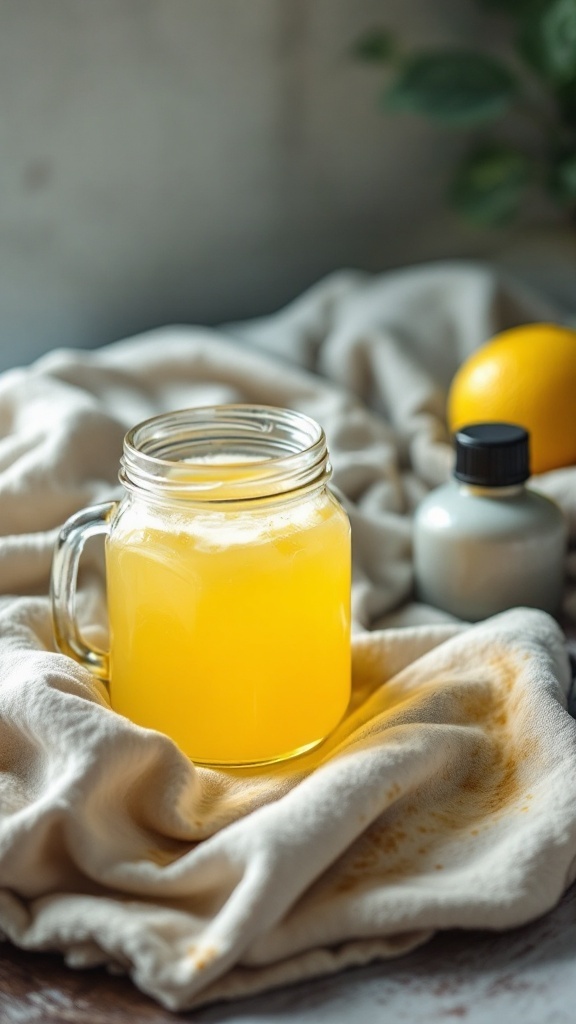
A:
[51, 405, 352, 767]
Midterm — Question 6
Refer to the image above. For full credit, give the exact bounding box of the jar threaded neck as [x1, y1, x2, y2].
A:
[120, 405, 330, 503]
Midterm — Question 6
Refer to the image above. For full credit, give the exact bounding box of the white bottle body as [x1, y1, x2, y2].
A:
[414, 480, 567, 622]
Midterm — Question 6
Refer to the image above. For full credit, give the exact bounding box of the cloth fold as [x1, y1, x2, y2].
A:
[1, 262, 576, 1009]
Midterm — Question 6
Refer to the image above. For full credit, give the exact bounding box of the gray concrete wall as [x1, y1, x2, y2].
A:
[0, 0, 520, 369]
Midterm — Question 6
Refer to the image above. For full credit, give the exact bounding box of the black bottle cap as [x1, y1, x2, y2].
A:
[454, 423, 530, 486]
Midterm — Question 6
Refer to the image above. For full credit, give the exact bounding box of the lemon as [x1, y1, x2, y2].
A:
[447, 322, 576, 475]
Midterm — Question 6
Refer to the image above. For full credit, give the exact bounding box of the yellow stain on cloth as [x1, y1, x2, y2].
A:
[316, 645, 548, 897]
[186, 944, 220, 972]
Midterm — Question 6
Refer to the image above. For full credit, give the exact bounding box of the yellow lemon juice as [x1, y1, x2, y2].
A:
[106, 488, 351, 765]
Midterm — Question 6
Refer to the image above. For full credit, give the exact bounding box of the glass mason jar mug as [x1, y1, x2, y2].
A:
[51, 405, 352, 767]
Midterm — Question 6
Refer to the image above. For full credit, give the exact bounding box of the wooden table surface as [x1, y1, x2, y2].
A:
[1, 881, 575, 1024]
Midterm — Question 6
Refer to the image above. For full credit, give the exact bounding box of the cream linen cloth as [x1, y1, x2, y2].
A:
[1, 262, 576, 1010]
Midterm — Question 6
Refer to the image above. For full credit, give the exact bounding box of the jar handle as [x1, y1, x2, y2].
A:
[50, 501, 117, 681]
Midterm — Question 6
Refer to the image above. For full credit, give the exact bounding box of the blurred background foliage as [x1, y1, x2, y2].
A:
[354, 0, 576, 227]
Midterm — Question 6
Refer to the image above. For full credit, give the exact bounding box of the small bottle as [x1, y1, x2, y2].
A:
[413, 423, 567, 622]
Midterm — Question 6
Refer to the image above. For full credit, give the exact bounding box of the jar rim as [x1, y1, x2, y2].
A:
[120, 404, 330, 503]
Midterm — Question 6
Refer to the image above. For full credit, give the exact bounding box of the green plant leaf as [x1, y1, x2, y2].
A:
[549, 149, 576, 202]
[352, 28, 396, 63]
[450, 144, 533, 224]
[519, 0, 576, 83]
[557, 78, 576, 123]
[384, 51, 518, 125]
